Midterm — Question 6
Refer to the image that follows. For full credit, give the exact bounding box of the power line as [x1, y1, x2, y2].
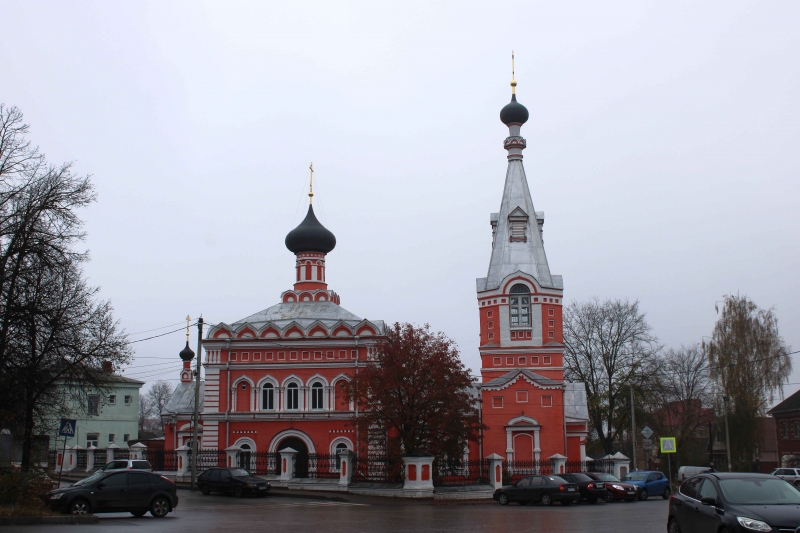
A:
[128, 321, 189, 337]
[128, 325, 195, 344]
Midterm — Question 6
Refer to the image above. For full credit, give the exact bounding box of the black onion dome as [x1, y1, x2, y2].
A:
[179, 342, 195, 361]
[285, 205, 336, 254]
[500, 94, 529, 126]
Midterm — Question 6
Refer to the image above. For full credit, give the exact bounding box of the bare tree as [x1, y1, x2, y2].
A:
[563, 298, 661, 455]
[145, 380, 173, 436]
[646, 344, 713, 467]
[0, 104, 130, 469]
[139, 395, 155, 434]
[705, 294, 791, 470]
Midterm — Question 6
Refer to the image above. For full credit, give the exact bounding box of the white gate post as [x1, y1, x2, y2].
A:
[402, 456, 434, 493]
[86, 445, 96, 472]
[338, 449, 354, 487]
[225, 446, 241, 468]
[486, 453, 505, 489]
[130, 442, 147, 460]
[279, 447, 298, 481]
[176, 445, 190, 476]
[106, 443, 119, 463]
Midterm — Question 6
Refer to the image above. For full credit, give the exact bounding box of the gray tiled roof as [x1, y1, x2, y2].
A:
[481, 369, 563, 390]
[768, 388, 800, 415]
[233, 302, 363, 326]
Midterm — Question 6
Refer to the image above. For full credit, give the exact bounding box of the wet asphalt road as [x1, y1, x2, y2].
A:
[12, 490, 669, 533]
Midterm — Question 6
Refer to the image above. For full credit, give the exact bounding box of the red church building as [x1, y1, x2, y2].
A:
[162, 74, 589, 473]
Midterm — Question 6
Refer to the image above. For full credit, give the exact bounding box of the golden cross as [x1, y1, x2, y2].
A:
[511, 50, 517, 94]
[309, 162, 314, 204]
[185, 315, 191, 342]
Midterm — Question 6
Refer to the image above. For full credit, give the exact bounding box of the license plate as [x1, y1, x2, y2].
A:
[567, 488, 575, 491]
[627, 491, 635, 494]
[259, 486, 267, 490]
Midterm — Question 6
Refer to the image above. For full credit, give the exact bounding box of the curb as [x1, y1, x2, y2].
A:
[0, 516, 99, 525]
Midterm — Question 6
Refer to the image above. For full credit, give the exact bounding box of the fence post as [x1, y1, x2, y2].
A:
[225, 446, 241, 468]
[177, 445, 191, 476]
[549, 453, 567, 475]
[130, 442, 147, 460]
[279, 447, 298, 481]
[106, 443, 119, 463]
[86, 445, 96, 472]
[338, 449, 354, 487]
[486, 453, 504, 489]
[63, 446, 78, 472]
[610, 452, 631, 479]
[402, 456, 434, 493]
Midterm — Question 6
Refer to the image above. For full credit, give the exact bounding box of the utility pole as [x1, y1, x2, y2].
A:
[630, 386, 637, 472]
[191, 317, 204, 490]
[723, 395, 732, 472]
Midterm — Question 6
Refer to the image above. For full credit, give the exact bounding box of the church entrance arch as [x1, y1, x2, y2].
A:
[277, 437, 309, 478]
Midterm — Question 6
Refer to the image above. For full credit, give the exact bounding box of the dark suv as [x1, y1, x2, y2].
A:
[44, 470, 178, 517]
[198, 467, 270, 497]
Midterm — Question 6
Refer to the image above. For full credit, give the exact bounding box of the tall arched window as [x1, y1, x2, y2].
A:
[262, 383, 274, 410]
[286, 383, 299, 410]
[510, 284, 531, 326]
[311, 382, 324, 410]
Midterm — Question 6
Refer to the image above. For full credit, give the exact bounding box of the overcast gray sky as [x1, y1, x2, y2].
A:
[2, 0, 798, 400]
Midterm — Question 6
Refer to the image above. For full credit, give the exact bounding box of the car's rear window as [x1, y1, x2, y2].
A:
[719, 478, 800, 504]
[623, 473, 648, 481]
[568, 473, 593, 482]
[593, 473, 620, 482]
[132, 461, 151, 469]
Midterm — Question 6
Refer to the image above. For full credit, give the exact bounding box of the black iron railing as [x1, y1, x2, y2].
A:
[251, 451, 280, 475]
[352, 456, 403, 483]
[504, 460, 553, 483]
[76, 450, 87, 468]
[145, 450, 178, 471]
[308, 454, 339, 479]
[433, 458, 489, 486]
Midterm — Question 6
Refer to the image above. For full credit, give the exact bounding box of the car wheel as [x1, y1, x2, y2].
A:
[604, 492, 614, 503]
[540, 493, 553, 506]
[639, 489, 648, 501]
[667, 518, 681, 533]
[69, 499, 91, 515]
[233, 486, 244, 498]
[201, 485, 210, 495]
[150, 497, 170, 518]
[498, 493, 509, 506]
[662, 487, 671, 499]
[131, 510, 147, 517]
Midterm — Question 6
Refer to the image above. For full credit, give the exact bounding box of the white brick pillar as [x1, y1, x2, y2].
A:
[549, 453, 567, 475]
[486, 453, 505, 489]
[611, 452, 631, 479]
[106, 443, 119, 463]
[130, 442, 147, 460]
[63, 446, 78, 472]
[402, 456, 434, 492]
[280, 447, 298, 481]
[338, 449, 354, 487]
[176, 445, 191, 476]
[86, 445, 96, 472]
[225, 446, 241, 468]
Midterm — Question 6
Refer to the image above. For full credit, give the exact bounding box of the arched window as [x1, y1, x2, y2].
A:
[311, 382, 324, 410]
[510, 284, 531, 327]
[262, 383, 274, 410]
[286, 383, 299, 410]
[335, 442, 348, 469]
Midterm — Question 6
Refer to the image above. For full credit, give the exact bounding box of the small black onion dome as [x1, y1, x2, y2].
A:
[179, 341, 195, 361]
[285, 205, 336, 254]
[500, 94, 529, 126]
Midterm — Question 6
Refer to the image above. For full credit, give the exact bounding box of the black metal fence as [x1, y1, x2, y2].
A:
[194, 449, 226, 469]
[308, 454, 339, 479]
[433, 458, 489, 486]
[249, 451, 279, 475]
[114, 450, 130, 460]
[504, 460, 554, 483]
[76, 450, 87, 469]
[145, 450, 178, 471]
[352, 456, 403, 483]
[94, 449, 107, 467]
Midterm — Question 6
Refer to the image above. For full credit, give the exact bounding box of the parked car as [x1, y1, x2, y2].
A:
[44, 470, 178, 517]
[197, 467, 270, 497]
[558, 472, 609, 503]
[769, 467, 800, 487]
[668, 472, 800, 533]
[101, 459, 153, 472]
[678, 466, 713, 481]
[623, 470, 671, 500]
[493, 475, 580, 506]
[582, 472, 638, 502]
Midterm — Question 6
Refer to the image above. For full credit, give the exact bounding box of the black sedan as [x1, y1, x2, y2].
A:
[558, 472, 609, 503]
[668, 472, 800, 533]
[493, 475, 580, 506]
[198, 467, 270, 497]
[44, 470, 178, 517]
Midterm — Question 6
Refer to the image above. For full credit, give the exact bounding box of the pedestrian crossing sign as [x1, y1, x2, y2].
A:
[59, 419, 76, 437]
[660, 437, 676, 453]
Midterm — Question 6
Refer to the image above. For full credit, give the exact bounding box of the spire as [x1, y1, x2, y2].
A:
[477, 63, 561, 293]
[511, 50, 516, 95]
[308, 162, 314, 204]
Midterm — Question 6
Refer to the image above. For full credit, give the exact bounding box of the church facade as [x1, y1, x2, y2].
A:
[162, 76, 589, 469]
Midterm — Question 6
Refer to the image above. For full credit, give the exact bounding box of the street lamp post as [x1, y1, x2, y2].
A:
[190, 317, 204, 490]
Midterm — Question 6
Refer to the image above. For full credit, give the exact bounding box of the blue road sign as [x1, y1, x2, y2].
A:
[58, 419, 76, 437]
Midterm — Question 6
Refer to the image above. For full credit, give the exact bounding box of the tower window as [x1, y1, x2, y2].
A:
[542, 395, 553, 407]
[286, 383, 299, 410]
[509, 284, 531, 326]
[493, 357, 501, 366]
[262, 384, 274, 410]
[311, 382, 324, 410]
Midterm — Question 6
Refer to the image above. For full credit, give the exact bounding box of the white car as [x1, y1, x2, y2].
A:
[769, 467, 800, 486]
[677, 465, 712, 481]
[101, 459, 153, 472]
